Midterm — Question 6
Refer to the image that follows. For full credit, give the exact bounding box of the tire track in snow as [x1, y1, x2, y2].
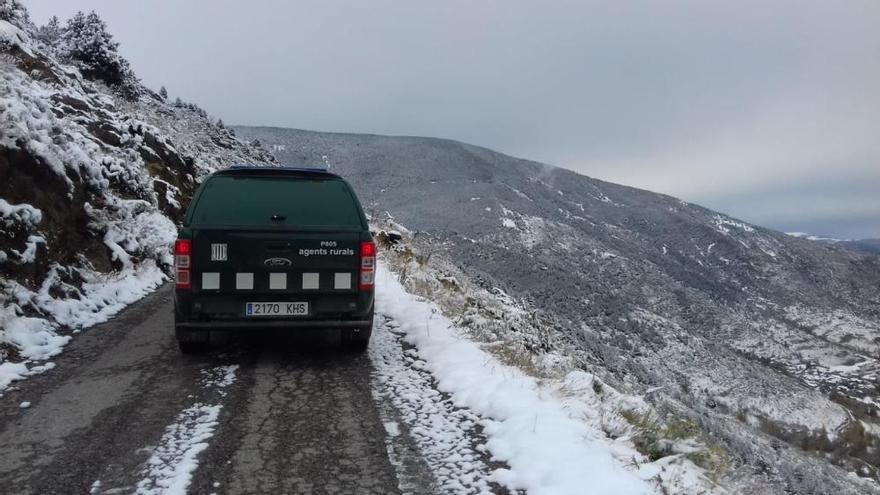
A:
[372, 392, 434, 495]
[370, 315, 501, 495]
[132, 365, 238, 495]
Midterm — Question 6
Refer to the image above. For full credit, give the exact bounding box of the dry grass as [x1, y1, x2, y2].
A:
[621, 408, 730, 483]
[483, 341, 545, 378]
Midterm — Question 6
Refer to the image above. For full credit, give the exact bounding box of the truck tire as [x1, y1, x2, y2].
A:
[178, 340, 208, 354]
[176, 326, 209, 354]
[342, 318, 373, 352]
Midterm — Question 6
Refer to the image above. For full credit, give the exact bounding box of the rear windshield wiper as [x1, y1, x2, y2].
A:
[271, 214, 286, 222]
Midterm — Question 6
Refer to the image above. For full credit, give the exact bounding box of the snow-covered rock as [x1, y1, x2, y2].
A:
[0, 2, 273, 388]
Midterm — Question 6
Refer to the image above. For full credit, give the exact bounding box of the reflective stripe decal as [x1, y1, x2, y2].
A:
[334, 273, 351, 290]
[202, 272, 220, 290]
[236, 273, 254, 290]
[302, 273, 319, 290]
[269, 273, 287, 290]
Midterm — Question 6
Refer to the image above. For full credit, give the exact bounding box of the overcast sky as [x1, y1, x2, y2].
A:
[26, 0, 880, 238]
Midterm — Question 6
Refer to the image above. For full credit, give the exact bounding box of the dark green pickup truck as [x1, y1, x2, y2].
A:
[172, 166, 375, 353]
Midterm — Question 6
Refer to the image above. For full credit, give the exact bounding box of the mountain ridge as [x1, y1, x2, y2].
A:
[244, 125, 877, 252]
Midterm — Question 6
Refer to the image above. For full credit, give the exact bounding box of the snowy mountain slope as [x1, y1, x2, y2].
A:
[0, 4, 272, 387]
[235, 125, 880, 494]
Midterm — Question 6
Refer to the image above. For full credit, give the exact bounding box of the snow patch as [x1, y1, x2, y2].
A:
[0, 198, 42, 227]
[0, 361, 29, 390]
[383, 421, 400, 437]
[135, 404, 222, 495]
[499, 205, 557, 249]
[135, 364, 237, 495]
[0, 261, 166, 391]
[713, 215, 754, 234]
[0, 19, 33, 56]
[502, 184, 533, 202]
[10, 234, 44, 263]
[786, 232, 843, 242]
[200, 364, 239, 397]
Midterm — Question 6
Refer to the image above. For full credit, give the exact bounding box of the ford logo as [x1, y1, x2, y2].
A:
[264, 257, 292, 267]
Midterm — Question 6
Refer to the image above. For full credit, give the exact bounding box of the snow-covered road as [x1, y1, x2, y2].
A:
[0, 264, 660, 494]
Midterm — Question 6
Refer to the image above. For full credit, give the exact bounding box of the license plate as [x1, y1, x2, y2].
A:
[246, 302, 309, 317]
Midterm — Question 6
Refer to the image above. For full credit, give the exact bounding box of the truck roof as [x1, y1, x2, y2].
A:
[217, 165, 341, 179]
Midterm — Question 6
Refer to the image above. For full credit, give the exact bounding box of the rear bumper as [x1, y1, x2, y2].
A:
[176, 318, 372, 331]
[173, 289, 374, 329]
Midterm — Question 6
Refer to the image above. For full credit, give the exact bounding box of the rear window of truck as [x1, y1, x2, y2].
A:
[190, 176, 363, 228]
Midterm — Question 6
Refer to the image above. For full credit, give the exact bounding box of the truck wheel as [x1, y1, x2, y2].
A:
[178, 340, 208, 354]
[342, 324, 372, 352]
[176, 327, 209, 354]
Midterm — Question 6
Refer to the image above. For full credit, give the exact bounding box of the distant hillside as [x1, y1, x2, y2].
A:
[840, 239, 880, 255]
[788, 233, 880, 255]
[0, 3, 271, 379]
[236, 125, 880, 494]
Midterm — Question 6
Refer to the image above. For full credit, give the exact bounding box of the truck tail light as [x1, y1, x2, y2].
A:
[175, 239, 192, 290]
[359, 240, 376, 290]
